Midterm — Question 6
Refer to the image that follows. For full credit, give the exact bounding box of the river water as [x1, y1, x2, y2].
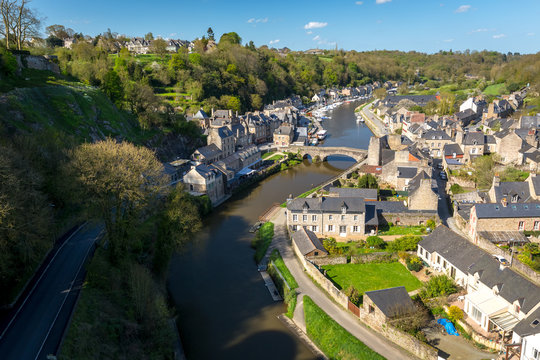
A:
[168, 100, 373, 360]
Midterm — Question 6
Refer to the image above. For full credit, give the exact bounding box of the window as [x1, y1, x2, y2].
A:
[314, 251, 319, 256]
[519, 221, 524, 231]
[292, 225, 297, 231]
[369, 305, 375, 314]
[354, 215, 358, 221]
[471, 305, 482, 323]
[312, 215, 317, 222]
[535, 221, 540, 231]
[292, 214, 298, 222]
[341, 215, 345, 221]
[328, 225, 334, 232]
[353, 226, 359, 232]
[339, 225, 346, 234]
[515, 303, 521, 314]
[329, 215, 333, 220]
[312, 225, 318, 232]
[302, 215, 308, 222]
[533, 348, 539, 360]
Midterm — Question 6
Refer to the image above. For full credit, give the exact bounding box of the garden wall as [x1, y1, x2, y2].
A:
[447, 177, 476, 189]
[351, 252, 398, 264]
[307, 256, 347, 266]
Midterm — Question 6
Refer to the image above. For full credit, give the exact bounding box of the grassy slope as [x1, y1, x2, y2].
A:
[303, 296, 386, 360]
[322, 262, 422, 293]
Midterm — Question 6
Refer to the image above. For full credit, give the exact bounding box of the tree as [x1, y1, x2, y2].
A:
[357, 173, 378, 189]
[366, 236, 385, 249]
[45, 24, 73, 39]
[144, 32, 153, 41]
[206, 27, 214, 41]
[226, 95, 241, 112]
[0, 0, 42, 50]
[150, 38, 167, 57]
[45, 35, 63, 48]
[448, 305, 464, 322]
[323, 237, 338, 254]
[373, 87, 387, 100]
[420, 275, 457, 299]
[219, 32, 241, 46]
[387, 235, 422, 251]
[472, 154, 496, 189]
[101, 70, 123, 105]
[437, 92, 456, 115]
[345, 286, 361, 306]
[67, 139, 166, 261]
[250, 94, 263, 110]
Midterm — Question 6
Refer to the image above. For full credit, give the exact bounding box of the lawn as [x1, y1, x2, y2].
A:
[321, 262, 423, 294]
[252, 222, 274, 263]
[483, 83, 507, 96]
[262, 151, 276, 159]
[303, 296, 386, 360]
[270, 249, 299, 288]
[335, 242, 390, 255]
[377, 225, 426, 236]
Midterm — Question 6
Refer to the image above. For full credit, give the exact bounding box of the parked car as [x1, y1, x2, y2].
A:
[493, 255, 509, 266]
[439, 171, 447, 180]
[437, 163, 444, 170]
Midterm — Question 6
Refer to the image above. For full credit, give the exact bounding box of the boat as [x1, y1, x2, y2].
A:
[310, 138, 319, 146]
[321, 116, 330, 120]
[356, 117, 364, 123]
[317, 129, 328, 140]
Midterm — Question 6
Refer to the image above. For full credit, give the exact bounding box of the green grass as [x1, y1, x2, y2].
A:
[483, 83, 507, 96]
[377, 225, 426, 236]
[335, 242, 391, 255]
[270, 249, 299, 288]
[262, 151, 276, 159]
[303, 296, 386, 360]
[321, 262, 422, 293]
[252, 222, 275, 263]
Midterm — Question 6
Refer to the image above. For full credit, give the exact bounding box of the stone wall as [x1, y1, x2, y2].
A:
[15, 54, 60, 74]
[447, 176, 476, 189]
[379, 211, 439, 227]
[307, 255, 347, 266]
[351, 252, 398, 264]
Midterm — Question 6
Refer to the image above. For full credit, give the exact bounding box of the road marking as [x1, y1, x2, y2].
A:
[34, 229, 104, 360]
[0, 222, 87, 340]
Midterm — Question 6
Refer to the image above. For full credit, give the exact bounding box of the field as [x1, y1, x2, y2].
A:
[321, 262, 422, 294]
[377, 225, 426, 236]
[303, 296, 386, 360]
[483, 83, 507, 96]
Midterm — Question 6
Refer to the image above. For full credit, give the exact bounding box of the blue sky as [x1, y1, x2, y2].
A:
[31, 0, 539, 54]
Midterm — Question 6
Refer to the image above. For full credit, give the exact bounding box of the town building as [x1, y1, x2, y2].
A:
[182, 164, 226, 205]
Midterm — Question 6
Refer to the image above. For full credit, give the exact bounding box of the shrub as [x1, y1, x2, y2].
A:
[345, 286, 361, 306]
[448, 305, 464, 322]
[426, 219, 436, 230]
[421, 275, 457, 299]
[366, 236, 386, 249]
[406, 256, 423, 272]
[398, 251, 411, 261]
[450, 184, 465, 194]
[323, 237, 339, 254]
[387, 235, 422, 251]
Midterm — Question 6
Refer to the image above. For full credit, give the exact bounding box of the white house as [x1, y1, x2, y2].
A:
[511, 306, 540, 360]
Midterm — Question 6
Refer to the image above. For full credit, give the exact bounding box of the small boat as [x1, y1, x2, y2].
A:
[356, 117, 364, 123]
[317, 129, 328, 140]
[310, 138, 319, 146]
[321, 116, 330, 120]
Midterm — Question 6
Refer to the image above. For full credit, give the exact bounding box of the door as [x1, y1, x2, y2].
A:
[339, 225, 347, 237]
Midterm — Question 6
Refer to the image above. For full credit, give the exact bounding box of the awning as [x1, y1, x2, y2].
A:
[490, 312, 520, 332]
[238, 167, 256, 176]
[467, 290, 508, 316]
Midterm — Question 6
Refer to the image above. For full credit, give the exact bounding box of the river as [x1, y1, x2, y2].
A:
[168, 100, 373, 360]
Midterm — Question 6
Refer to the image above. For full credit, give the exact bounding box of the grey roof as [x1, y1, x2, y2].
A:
[407, 171, 436, 196]
[328, 187, 377, 200]
[422, 130, 452, 141]
[381, 149, 395, 165]
[532, 176, 540, 195]
[365, 204, 379, 225]
[456, 108, 477, 121]
[397, 167, 418, 179]
[463, 132, 486, 145]
[520, 115, 540, 129]
[193, 109, 209, 119]
[485, 135, 496, 144]
[374, 201, 437, 214]
[287, 197, 366, 213]
[217, 126, 234, 138]
[196, 144, 222, 158]
[364, 287, 415, 318]
[419, 226, 540, 314]
[292, 227, 328, 256]
[383, 95, 438, 107]
[491, 181, 531, 203]
[443, 143, 464, 157]
[513, 306, 540, 337]
[474, 202, 540, 218]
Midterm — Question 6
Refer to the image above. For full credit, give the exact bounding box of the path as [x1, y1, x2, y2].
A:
[360, 102, 389, 137]
[270, 208, 419, 360]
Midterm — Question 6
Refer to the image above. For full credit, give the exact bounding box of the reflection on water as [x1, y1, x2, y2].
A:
[167, 108, 373, 359]
[320, 100, 373, 149]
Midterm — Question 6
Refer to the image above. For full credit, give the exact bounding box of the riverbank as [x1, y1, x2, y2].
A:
[358, 101, 387, 138]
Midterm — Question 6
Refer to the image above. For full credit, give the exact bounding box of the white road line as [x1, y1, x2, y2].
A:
[34, 229, 104, 360]
[0, 222, 88, 340]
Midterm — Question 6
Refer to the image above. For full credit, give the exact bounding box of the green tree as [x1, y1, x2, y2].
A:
[366, 236, 385, 249]
[150, 38, 168, 57]
[323, 237, 338, 254]
[226, 95, 241, 112]
[101, 70, 123, 105]
[144, 32, 154, 41]
[206, 27, 215, 41]
[373, 88, 387, 100]
[250, 94, 263, 110]
[472, 155, 496, 189]
[357, 174, 378, 189]
[67, 139, 166, 261]
[420, 275, 457, 298]
[219, 32, 241, 45]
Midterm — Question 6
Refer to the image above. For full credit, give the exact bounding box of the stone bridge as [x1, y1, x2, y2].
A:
[285, 146, 368, 162]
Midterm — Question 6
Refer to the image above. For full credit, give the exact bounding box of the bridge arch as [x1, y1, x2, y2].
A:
[285, 146, 368, 163]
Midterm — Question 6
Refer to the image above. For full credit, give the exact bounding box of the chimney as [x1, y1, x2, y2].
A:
[211, 108, 214, 117]
[493, 174, 500, 188]
[501, 198, 508, 207]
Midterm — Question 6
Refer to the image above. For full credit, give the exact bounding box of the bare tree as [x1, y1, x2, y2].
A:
[0, 0, 17, 48]
[0, 0, 41, 49]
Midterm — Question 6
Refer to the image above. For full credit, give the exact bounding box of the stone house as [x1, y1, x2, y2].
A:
[419, 130, 453, 158]
[468, 201, 540, 241]
[408, 177, 438, 211]
[461, 132, 494, 163]
[488, 176, 532, 203]
[188, 109, 211, 129]
[418, 226, 540, 335]
[273, 124, 294, 147]
[208, 126, 235, 158]
[191, 144, 222, 164]
[485, 99, 513, 120]
[361, 287, 415, 330]
[494, 130, 524, 165]
[291, 227, 328, 257]
[182, 164, 225, 205]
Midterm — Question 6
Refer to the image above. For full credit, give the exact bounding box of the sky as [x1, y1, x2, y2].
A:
[30, 0, 540, 54]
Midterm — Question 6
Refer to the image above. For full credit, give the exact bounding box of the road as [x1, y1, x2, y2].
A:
[360, 102, 389, 137]
[0, 222, 103, 360]
[270, 209, 419, 360]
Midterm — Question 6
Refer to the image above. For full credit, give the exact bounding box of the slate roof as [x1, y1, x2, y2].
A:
[443, 143, 464, 157]
[381, 149, 395, 165]
[365, 204, 379, 225]
[374, 201, 437, 214]
[383, 95, 438, 107]
[463, 132, 486, 145]
[407, 171, 436, 196]
[474, 202, 540, 218]
[292, 227, 328, 256]
[422, 130, 452, 141]
[520, 115, 540, 129]
[195, 144, 222, 158]
[217, 126, 234, 138]
[513, 306, 540, 337]
[491, 181, 531, 203]
[364, 287, 415, 318]
[328, 187, 378, 200]
[287, 197, 366, 213]
[419, 226, 540, 314]
[532, 176, 540, 195]
[397, 167, 418, 179]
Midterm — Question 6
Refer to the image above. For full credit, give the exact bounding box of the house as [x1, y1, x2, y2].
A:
[488, 176, 531, 203]
[468, 201, 540, 241]
[418, 226, 540, 335]
[408, 177, 438, 211]
[63, 37, 77, 49]
[291, 227, 328, 257]
[462, 132, 488, 163]
[208, 126, 235, 158]
[188, 109, 210, 129]
[420, 130, 453, 158]
[494, 130, 524, 165]
[442, 143, 464, 169]
[273, 124, 294, 147]
[191, 144, 222, 164]
[361, 287, 415, 329]
[511, 306, 540, 360]
[182, 164, 225, 205]
[485, 99, 513, 120]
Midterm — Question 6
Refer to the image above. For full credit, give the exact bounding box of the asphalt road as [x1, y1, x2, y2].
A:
[0, 222, 103, 360]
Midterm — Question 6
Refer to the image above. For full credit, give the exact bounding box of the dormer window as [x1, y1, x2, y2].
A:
[341, 206, 347, 214]
[512, 195, 518, 202]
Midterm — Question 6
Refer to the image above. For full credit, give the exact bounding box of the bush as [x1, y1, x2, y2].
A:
[323, 237, 339, 254]
[0, 48, 17, 76]
[387, 235, 422, 251]
[398, 251, 411, 261]
[366, 236, 386, 249]
[426, 219, 436, 230]
[448, 305, 464, 322]
[420, 275, 458, 299]
[345, 286, 361, 306]
[450, 184, 465, 194]
[406, 256, 423, 272]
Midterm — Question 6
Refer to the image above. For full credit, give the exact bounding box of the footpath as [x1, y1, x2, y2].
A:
[269, 208, 419, 360]
[360, 102, 388, 138]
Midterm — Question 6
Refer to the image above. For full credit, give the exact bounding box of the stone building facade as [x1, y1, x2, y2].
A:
[182, 164, 225, 205]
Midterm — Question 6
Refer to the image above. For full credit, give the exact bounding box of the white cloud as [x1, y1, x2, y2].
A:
[313, 35, 321, 41]
[304, 21, 328, 29]
[248, 17, 268, 24]
[355, 1, 363, 4]
[527, 32, 535, 36]
[455, 5, 471, 13]
[376, 0, 391, 4]
[269, 39, 280, 45]
[443, 39, 454, 42]
[492, 34, 505, 39]
[247, 18, 255, 23]
[472, 28, 488, 33]
[306, 30, 313, 34]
